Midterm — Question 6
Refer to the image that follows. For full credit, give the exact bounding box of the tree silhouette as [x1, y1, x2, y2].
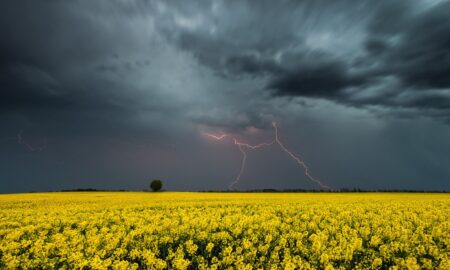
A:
[150, 179, 162, 192]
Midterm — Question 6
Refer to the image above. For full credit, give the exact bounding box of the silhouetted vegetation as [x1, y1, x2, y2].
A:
[60, 188, 127, 192]
[199, 188, 449, 193]
[150, 179, 163, 192]
[50, 187, 449, 193]
[61, 188, 102, 192]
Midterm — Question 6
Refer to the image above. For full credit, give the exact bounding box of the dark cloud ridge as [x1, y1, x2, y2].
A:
[1, 0, 450, 192]
[157, 0, 450, 122]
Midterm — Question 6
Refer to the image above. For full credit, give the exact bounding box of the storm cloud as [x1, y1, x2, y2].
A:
[156, 0, 450, 119]
[0, 0, 449, 192]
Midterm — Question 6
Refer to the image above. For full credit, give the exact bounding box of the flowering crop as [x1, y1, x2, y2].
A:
[0, 192, 448, 269]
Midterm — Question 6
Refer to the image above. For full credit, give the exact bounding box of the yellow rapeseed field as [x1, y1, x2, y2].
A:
[0, 192, 448, 269]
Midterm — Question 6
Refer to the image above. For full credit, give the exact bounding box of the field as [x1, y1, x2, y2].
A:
[0, 192, 449, 269]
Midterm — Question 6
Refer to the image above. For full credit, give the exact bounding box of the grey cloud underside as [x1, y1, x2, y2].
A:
[158, 0, 450, 122]
[1, 0, 450, 192]
[1, 0, 449, 129]
[0, 0, 278, 133]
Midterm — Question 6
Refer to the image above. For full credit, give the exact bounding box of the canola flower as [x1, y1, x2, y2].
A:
[0, 192, 448, 269]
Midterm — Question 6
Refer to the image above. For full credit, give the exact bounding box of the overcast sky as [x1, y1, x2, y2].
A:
[1, 0, 449, 193]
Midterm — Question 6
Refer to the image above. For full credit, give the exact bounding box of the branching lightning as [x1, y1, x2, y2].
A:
[203, 122, 330, 190]
[17, 131, 47, 152]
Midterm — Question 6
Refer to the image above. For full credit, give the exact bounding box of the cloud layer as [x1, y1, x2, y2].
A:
[1, 0, 449, 192]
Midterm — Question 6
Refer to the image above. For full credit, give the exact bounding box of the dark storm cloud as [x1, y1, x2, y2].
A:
[0, 64, 136, 115]
[0, 1, 123, 112]
[367, 1, 450, 90]
[1, 0, 449, 192]
[268, 58, 365, 98]
[292, 0, 450, 115]
[353, 0, 450, 119]
[155, 0, 450, 121]
[0, 0, 185, 137]
[3, 0, 447, 129]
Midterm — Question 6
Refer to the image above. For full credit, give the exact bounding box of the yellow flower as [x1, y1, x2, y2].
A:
[0, 192, 447, 269]
[373, 258, 382, 268]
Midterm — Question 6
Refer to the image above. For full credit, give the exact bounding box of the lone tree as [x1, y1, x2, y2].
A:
[150, 179, 162, 192]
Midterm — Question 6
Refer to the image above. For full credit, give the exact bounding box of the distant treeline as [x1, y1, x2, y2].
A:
[39, 188, 448, 193]
[60, 188, 129, 192]
[199, 188, 449, 193]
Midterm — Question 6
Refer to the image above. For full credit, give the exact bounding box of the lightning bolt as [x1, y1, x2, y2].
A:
[203, 122, 330, 190]
[271, 122, 330, 190]
[203, 133, 274, 189]
[17, 131, 47, 152]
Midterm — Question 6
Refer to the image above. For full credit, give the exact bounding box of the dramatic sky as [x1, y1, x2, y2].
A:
[1, 0, 449, 193]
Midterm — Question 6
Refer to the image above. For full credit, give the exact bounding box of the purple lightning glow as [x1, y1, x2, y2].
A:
[203, 122, 331, 190]
[17, 131, 47, 152]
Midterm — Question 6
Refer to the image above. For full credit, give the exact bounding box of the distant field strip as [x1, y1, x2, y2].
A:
[0, 192, 449, 269]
